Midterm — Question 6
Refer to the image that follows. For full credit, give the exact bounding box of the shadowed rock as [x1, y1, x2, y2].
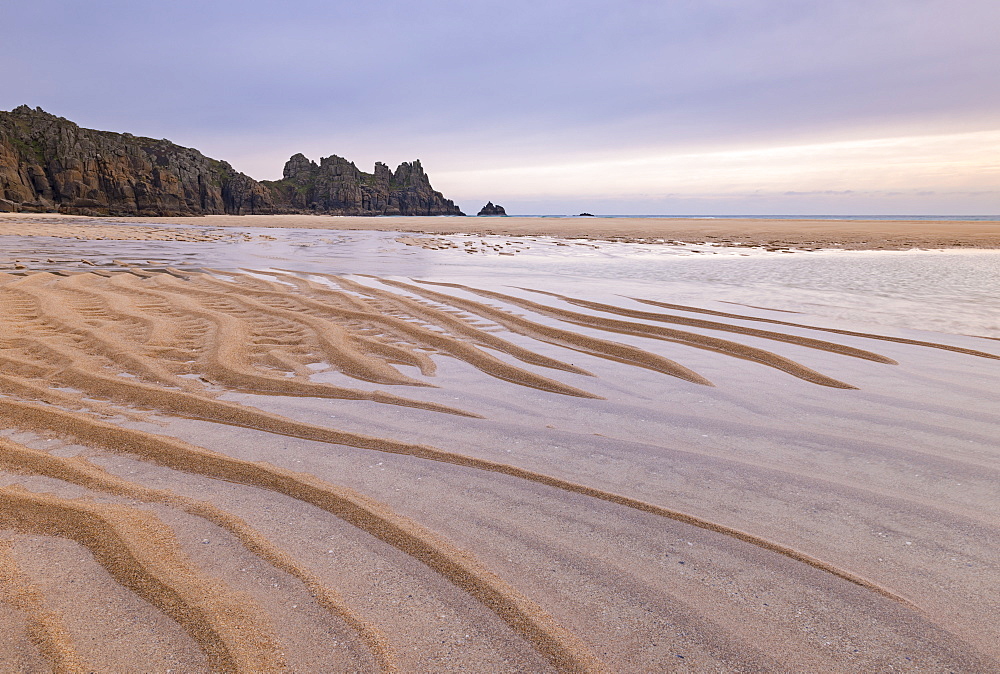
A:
[0, 106, 272, 216]
[263, 153, 464, 216]
[477, 201, 507, 216]
[0, 106, 464, 217]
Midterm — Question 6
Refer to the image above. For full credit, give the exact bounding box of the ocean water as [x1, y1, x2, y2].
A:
[3, 227, 999, 338]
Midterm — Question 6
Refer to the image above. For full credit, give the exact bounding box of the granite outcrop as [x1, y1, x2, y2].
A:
[0, 106, 464, 216]
[262, 153, 463, 216]
[0, 106, 272, 216]
[477, 201, 507, 216]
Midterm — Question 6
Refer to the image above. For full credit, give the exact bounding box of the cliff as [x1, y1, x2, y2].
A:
[0, 106, 464, 217]
[262, 153, 464, 216]
[0, 106, 272, 216]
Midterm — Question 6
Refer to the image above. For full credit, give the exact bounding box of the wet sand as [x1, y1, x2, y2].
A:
[0, 225, 997, 671]
[2, 212, 1000, 250]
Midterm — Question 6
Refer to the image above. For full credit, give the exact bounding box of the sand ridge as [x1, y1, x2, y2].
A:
[224, 271, 599, 398]
[373, 277, 715, 386]
[397, 278, 880, 388]
[0, 485, 286, 672]
[629, 296, 1000, 360]
[0, 399, 606, 673]
[0, 266, 997, 671]
[0, 538, 84, 672]
[0, 270, 931, 586]
[521, 288, 900, 363]
[0, 435, 397, 672]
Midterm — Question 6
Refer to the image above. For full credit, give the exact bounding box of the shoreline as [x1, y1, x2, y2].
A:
[2, 213, 999, 250]
[0, 222, 997, 670]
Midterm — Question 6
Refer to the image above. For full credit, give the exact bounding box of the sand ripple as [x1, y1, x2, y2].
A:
[0, 269, 995, 672]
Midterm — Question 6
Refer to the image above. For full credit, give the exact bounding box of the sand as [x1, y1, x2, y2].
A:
[0, 215, 257, 243]
[0, 220, 997, 671]
[1, 212, 999, 250]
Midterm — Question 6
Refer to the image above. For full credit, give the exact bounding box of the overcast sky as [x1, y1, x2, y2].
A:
[4, 0, 999, 214]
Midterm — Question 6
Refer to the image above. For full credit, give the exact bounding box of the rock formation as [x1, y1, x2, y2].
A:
[262, 153, 463, 216]
[0, 106, 464, 217]
[477, 201, 507, 216]
[0, 106, 272, 216]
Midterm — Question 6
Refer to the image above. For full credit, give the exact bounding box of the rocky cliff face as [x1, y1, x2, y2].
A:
[0, 106, 272, 216]
[262, 153, 464, 216]
[0, 106, 464, 217]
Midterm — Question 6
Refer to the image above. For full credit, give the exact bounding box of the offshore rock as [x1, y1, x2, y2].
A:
[477, 201, 507, 216]
[263, 153, 464, 216]
[0, 106, 272, 216]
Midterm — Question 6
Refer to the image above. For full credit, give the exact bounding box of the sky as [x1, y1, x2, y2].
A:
[4, 0, 999, 215]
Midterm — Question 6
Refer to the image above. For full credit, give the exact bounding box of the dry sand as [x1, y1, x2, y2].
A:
[2, 212, 999, 250]
[0, 228, 997, 670]
[0, 214, 255, 243]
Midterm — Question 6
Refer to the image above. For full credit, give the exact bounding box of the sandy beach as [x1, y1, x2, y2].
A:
[0, 214, 997, 671]
[116, 214, 1000, 250]
[2, 212, 999, 250]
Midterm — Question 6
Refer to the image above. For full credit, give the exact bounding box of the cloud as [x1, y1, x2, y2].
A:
[3, 0, 999, 211]
[433, 129, 1000, 214]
